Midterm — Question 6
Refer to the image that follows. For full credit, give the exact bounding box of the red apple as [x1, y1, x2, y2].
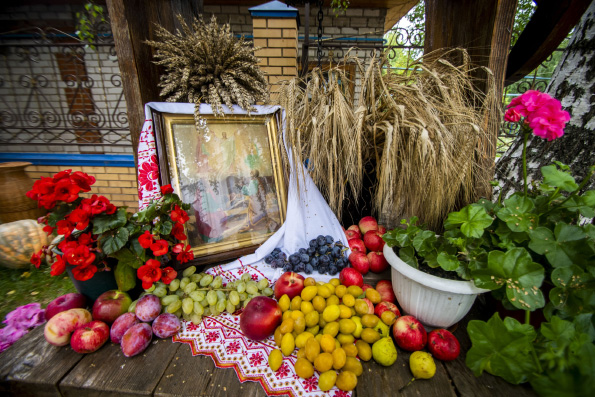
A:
[428, 329, 461, 361]
[339, 267, 364, 288]
[348, 238, 366, 254]
[363, 230, 385, 252]
[349, 251, 370, 275]
[45, 293, 87, 321]
[374, 301, 401, 318]
[392, 315, 427, 351]
[375, 280, 397, 304]
[240, 296, 282, 341]
[274, 272, 305, 300]
[347, 224, 360, 233]
[345, 229, 362, 240]
[92, 290, 132, 324]
[377, 225, 387, 234]
[358, 216, 378, 235]
[368, 251, 389, 273]
[70, 320, 110, 353]
[362, 283, 373, 292]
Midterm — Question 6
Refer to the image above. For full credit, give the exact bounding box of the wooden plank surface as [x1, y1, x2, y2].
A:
[0, 326, 84, 397]
[155, 343, 270, 397]
[59, 337, 181, 397]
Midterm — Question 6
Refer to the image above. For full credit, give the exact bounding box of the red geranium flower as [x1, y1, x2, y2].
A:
[71, 263, 98, 281]
[138, 230, 154, 249]
[53, 178, 81, 203]
[151, 239, 169, 256]
[50, 255, 66, 276]
[68, 208, 91, 230]
[52, 169, 72, 182]
[137, 260, 162, 289]
[70, 171, 96, 191]
[171, 222, 187, 241]
[161, 184, 174, 195]
[38, 192, 58, 210]
[43, 225, 55, 234]
[77, 232, 95, 246]
[160, 267, 177, 284]
[170, 205, 189, 224]
[56, 219, 75, 237]
[58, 240, 78, 255]
[175, 244, 194, 264]
[64, 245, 96, 267]
[30, 251, 42, 268]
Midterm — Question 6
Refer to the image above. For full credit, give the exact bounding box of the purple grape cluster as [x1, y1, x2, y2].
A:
[265, 235, 349, 276]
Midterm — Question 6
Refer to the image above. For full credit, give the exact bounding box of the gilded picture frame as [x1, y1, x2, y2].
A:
[153, 110, 287, 265]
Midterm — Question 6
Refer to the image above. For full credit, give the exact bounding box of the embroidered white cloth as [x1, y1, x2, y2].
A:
[138, 103, 352, 396]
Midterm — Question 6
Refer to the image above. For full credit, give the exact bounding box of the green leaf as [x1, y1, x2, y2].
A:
[549, 266, 595, 317]
[99, 227, 129, 255]
[398, 246, 418, 268]
[92, 207, 127, 234]
[528, 224, 587, 268]
[114, 262, 136, 292]
[560, 196, 595, 218]
[436, 252, 460, 271]
[412, 230, 437, 254]
[473, 248, 545, 310]
[160, 220, 174, 236]
[466, 313, 538, 384]
[496, 195, 538, 233]
[111, 247, 144, 269]
[530, 367, 595, 397]
[541, 165, 579, 192]
[444, 204, 493, 238]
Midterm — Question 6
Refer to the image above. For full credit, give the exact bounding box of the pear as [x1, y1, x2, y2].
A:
[372, 336, 398, 366]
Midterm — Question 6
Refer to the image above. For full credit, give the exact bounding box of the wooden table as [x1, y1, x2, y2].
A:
[0, 298, 537, 397]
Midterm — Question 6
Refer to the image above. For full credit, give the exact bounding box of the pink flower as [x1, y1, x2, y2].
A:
[3, 303, 46, 330]
[506, 90, 570, 141]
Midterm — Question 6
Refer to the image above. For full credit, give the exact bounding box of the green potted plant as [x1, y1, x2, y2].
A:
[27, 170, 195, 301]
[383, 90, 594, 394]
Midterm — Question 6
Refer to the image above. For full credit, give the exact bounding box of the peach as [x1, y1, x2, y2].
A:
[70, 320, 110, 353]
[44, 308, 92, 346]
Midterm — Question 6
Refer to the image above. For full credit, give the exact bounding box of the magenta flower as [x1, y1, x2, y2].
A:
[506, 90, 570, 141]
[0, 303, 46, 353]
[3, 303, 46, 330]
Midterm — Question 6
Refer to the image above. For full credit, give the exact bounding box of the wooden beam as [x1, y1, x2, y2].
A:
[505, 0, 591, 86]
[424, 0, 517, 201]
[384, 0, 419, 32]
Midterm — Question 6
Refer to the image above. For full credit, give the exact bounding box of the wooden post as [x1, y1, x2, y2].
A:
[425, 0, 517, 200]
[106, 0, 193, 163]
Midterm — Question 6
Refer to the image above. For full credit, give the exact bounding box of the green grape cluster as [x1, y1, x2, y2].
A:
[148, 266, 273, 325]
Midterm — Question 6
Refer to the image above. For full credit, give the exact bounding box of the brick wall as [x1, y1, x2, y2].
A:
[25, 165, 139, 211]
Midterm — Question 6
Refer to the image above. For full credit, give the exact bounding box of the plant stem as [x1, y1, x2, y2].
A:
[522, 131, 529, 195]
[525, 310, 530, 325]
[541, 165, 595, 217]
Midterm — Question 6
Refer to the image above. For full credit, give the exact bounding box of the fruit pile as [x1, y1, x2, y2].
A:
[265, 236, 349, 276]
[344, 216, 389, 275]
[239, 270, 462, 393]
[262, 273, 402, 392]
[42, 266, 274, 357]
[146, 265, 272, 325]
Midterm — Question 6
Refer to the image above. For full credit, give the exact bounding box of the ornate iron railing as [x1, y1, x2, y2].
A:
[0, 24, 131, 154]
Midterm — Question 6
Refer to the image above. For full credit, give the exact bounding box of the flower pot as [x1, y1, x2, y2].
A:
[383, 244, 489, 328]
[66, 267, 119, 302]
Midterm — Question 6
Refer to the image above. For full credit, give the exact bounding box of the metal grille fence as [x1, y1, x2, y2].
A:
[0, 23, 131, 154]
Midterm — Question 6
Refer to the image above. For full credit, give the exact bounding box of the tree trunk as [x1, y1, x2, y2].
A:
[494, 2, 595, 199]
